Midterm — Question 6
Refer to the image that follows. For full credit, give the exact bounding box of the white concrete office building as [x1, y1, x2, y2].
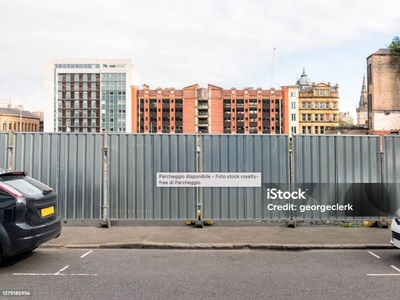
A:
[44, 58, 140, 133]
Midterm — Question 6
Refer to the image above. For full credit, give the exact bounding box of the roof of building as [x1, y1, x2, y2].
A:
[374, 48, 391, 55]
[0, 108, 39, 118]
[299, 86, 313, 92]
[296, 68, 313, 86]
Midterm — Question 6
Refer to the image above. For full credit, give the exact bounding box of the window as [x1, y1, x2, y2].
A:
[302, 102, 306, 109]
[320, 114, 324, 121]
[302, 114, 306, 121]
[314, 102, 318, 109]
[307, 114, 311, 121]
[319, 90, 324, 96]
[319, 102, 324, 109]
[291, 126, 297, 134]
[290, 92, 297, 97]
[325, 102, 330, 109]
[291, 102, 296, 109]
[315, 127, 319, 134]
[367, 64, 372, 85]
[307, 102, 311, 109]
[291, 114, 296, 121]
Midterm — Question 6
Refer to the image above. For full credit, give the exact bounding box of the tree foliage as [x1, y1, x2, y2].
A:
[389, 36, 400, 58]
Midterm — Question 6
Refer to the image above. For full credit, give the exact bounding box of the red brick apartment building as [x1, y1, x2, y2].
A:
[131, 84, 288, 134]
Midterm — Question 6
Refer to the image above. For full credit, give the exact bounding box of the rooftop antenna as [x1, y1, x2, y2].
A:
[271, 47, 276, 88]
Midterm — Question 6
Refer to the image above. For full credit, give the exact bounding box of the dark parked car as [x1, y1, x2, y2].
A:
[0, 169, 61, 264]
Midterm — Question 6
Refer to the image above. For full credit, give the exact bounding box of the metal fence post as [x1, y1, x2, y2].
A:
[378, 134, 388, 228]
[195, 132, 203, 228]
[7, 132, 13, 171]
[101, 131, 110, 228]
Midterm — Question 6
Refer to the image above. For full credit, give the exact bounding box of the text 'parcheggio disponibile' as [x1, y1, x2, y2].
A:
[156, 173, 261, 187]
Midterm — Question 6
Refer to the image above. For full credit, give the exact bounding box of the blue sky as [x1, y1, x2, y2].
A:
[0, 0, 399, 122]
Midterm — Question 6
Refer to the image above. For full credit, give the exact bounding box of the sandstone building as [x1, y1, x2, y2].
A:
[367, 49, 400, 131]
[296, 69, 340, 134]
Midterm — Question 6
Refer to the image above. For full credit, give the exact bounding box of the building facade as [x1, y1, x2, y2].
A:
[296, 70, 340, 134]
[44, 59, 140, 133]
[0, 108, 40, 132]
[131, 84, 288, 134]
[367, 49, 400, 131]
[356, 75, 368, 125]
[282, 85, 299, 136]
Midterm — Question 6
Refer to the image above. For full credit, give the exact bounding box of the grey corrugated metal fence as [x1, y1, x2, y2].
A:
[13, 133, 104, 219]
[5, 132, 399, 221]
[293, 135, 382, 220]
[107, 134, 197, 219]
[201, 134, 289, 220]
[384, 136, 400, 214]
[0, 133, 9, 169]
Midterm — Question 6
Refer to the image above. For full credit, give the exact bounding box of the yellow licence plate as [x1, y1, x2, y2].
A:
[41, 206, 55, 217]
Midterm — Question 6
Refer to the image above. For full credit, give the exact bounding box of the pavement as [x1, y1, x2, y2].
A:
[41, 220, 396, 251]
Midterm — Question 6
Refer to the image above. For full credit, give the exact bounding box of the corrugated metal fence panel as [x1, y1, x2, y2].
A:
[108, 134, 197, 220]
[384, 136, 400, 216]
[0, 133, 9, 169]
[335, 135, 380, 183]
[201, 134, 289, 220]
[293, 135, 381, 220]
[13, 133, 59, 191]
[293, 135, 336, 184]
[57, 134, 104, 219]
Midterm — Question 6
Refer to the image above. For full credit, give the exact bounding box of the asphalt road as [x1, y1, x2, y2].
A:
[1, 249, 400, 300]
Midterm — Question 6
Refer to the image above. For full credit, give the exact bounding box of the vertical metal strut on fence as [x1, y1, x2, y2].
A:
[101, 131, 110, 228]
[195, 132, 203, 228]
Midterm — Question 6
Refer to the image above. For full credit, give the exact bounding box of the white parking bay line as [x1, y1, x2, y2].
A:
[368, 251, 380, 259]
[367, 274, 400, 276]
[55, 265, 69, 275]
[13, 273, 97, 276]
[391, 265, 400, 273]
[13, 264, 97, 276]
[367, 265, 400, 276]
[80, 250, 93, 258]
